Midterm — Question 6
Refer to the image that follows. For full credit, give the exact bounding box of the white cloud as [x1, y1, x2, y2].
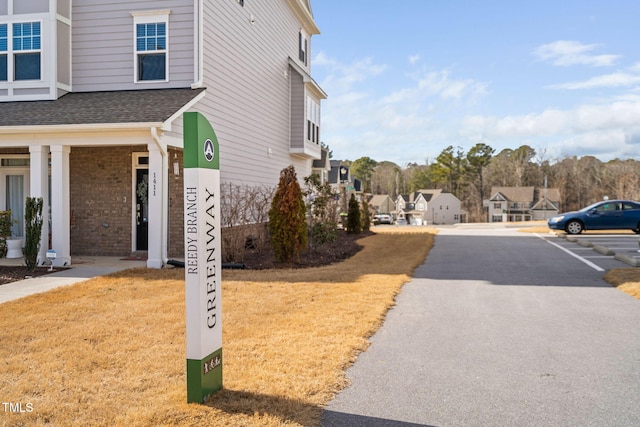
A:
[409, 54, 421, 65]
[314, 54, 490, 162]
[461, 95, 640, 161]
[548, 69, 640, 90]
[534, 40, 620, 67]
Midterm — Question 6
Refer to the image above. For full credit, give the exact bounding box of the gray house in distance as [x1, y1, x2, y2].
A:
[488, 186, 560, 222]
[0, 0, 325, 268]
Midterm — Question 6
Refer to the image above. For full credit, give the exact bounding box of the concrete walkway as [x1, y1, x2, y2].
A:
[0, 256, 146, 304]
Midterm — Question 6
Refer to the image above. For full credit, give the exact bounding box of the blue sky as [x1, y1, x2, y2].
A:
[310, 1, 640, 166]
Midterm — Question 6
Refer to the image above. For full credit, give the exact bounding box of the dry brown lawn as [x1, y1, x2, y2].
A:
[0, 231, 434, 427]
[604, 269, 640, 300]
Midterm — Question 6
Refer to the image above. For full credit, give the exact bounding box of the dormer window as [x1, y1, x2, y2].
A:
[132, 11, 170, 82]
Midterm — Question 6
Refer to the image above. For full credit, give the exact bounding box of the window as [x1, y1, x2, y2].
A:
[306, 97, 320, 143]
[0, 22, 42, 82]
[493, 203, 501, 209]
[132, 11, 170, 82]
[136, 22, 166, 81]
[417, 203, 425, 211]
[13, 22, 41, 80]
[298, 30, 308, 65]
[0, 24, 7, 81]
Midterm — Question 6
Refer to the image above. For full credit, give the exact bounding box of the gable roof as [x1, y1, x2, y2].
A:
[416, 189, 443, 202]
[490, 186, 535, 202]
[531, 198, 559, 211]
[0, 88, 206, 128]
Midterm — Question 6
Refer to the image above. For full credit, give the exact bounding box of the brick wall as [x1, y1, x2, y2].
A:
[70, 146, 137, 256]
[168, 148, 184, 258]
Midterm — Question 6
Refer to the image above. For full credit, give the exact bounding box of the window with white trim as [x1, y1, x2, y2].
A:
[0, 21, 42, 82]
[132, 11, 169, 82]
[13, 22, 41, 80]
[306, 96, 320, 143]
[0, 24, 7, 81]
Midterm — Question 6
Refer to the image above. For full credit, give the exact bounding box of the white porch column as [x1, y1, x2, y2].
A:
[29, 145, 50, 266]
[147, 142, 165, 268]
[50, 145, 71, 266]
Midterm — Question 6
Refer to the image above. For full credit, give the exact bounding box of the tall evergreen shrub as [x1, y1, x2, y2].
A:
[361, 199, 371, 232]
[347, 194, 362, 234]
[268, 165, 307, 263]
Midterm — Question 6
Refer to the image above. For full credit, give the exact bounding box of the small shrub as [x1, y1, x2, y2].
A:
[24, 197, 44, 271]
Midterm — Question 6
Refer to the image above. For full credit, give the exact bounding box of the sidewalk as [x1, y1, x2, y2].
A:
[0, 256, 147, 304]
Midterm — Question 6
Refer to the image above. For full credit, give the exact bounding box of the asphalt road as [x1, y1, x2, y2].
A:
[322, 226, 640, 427]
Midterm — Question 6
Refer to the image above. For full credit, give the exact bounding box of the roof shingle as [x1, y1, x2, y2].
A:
[0, 88, 205, 127]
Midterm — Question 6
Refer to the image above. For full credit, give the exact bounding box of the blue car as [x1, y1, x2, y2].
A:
[547, 199, 640, 234]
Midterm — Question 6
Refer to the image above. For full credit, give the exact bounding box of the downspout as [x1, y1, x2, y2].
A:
[151, 127, 169, 265]
[191, 0, 204, 89]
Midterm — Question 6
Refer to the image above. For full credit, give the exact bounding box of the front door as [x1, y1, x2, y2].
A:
[135, 168, 149, 251]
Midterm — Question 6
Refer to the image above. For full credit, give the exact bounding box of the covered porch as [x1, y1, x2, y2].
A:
[0, 88, 206, 268]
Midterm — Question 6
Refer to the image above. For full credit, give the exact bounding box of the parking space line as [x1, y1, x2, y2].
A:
[535, 233, 605, 272]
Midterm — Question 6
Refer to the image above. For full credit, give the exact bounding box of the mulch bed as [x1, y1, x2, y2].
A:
[241, 229, 372, 269]
[0, 230, 371, 284]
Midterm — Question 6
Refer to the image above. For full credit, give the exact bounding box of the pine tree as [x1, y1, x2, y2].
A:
[268, 165, 307, 263]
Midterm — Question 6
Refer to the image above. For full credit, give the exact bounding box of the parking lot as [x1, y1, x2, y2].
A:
[551, 232, 640, 268]
[324, 225, 640, 426]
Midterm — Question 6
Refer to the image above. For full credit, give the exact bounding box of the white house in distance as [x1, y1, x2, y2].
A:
[396, 189, 462, 225]
[0, 0, 325, 268]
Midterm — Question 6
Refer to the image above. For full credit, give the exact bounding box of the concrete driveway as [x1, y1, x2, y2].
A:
[322, 226, 640, 426]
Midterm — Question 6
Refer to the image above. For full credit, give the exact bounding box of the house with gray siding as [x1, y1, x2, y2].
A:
[0, 0, 325, 268]
[396, 189, 463, 225]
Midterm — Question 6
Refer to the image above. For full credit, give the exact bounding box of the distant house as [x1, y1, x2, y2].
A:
[488, 187, 560, 222]
[368, 194, 395, 215]
[530, 188, 561, 220]
[311, 147, 331, 184]
[396, 189, 462, 225]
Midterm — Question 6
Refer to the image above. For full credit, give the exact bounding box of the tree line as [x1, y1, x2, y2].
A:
[346, 144, 640, 222]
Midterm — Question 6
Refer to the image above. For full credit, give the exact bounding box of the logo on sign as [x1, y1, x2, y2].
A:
[203, 139, 215, 162]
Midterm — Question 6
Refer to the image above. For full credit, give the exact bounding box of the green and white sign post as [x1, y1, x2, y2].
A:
[183, 112, 223, 403]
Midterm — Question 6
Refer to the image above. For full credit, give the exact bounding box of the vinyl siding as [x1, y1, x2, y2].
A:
[194, 0, 317, 187]
[14, 0, 49, 14]
[72, 0, 194, 92]
[289, 67, 305, 150]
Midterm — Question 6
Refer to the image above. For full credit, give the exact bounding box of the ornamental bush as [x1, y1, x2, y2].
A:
[304, 173, 339, 250]
[268, 165, 307, 263]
